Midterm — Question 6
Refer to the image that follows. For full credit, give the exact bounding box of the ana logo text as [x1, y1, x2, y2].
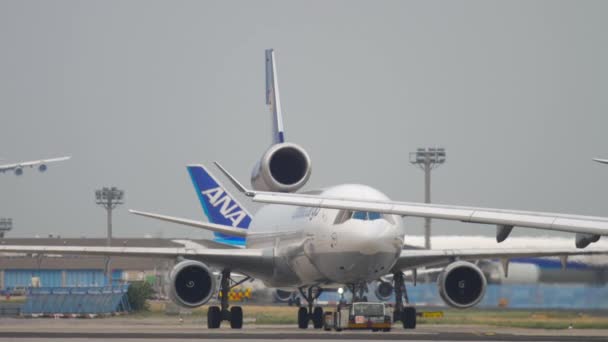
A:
[201, 187, 247, 227]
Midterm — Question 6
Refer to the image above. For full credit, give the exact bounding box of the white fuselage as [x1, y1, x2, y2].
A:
[244, 184, 406, 288]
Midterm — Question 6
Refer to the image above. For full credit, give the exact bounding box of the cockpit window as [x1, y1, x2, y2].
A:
[351, 211, 383, 221]
[334, 210, 385, 224]
[352, 211, 368, 220]
[368, 212, 382, 220]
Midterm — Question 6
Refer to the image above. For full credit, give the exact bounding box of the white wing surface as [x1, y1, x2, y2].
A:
[214, 162, 608, 247]
[593, 158, 608, 165]
[0, 245, 269, 274]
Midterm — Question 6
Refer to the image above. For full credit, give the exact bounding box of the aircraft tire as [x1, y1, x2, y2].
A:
[312, 307, 324, 329]
[402, 307, 417, 329]
[207, 306, 221, 329]
[298, 307, 308, 329]
[230, 306, 243, 329]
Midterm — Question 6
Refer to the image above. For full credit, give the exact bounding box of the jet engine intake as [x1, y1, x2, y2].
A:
[251, 142, 311, 192]
[273, 289, 294, 303]
[38, 164, 47, 172]
[437, 261, 487, 309]
[169, 260, 216, 308]
[374, 281, 393, 301]
[14, 168, 23, 176]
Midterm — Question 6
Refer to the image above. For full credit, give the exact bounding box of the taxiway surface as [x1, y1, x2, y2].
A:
[0, 318, 607, 342]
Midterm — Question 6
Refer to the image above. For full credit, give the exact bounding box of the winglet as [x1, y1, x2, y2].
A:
[213, 162, 255, 197]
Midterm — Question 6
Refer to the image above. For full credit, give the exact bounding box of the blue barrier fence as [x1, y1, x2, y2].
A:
[21, 285, 131, 315]
[3, 269, 124, 290]
[408, 284, 608, 309]
[318, 283, 608, 309]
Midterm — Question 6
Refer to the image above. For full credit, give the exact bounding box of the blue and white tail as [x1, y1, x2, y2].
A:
[266, 49, 286, 144]
[187, 165, 252, 246]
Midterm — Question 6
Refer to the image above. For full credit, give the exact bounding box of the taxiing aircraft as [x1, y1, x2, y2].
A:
[3, 51, 608, 330]
[0, 156, 71, 176]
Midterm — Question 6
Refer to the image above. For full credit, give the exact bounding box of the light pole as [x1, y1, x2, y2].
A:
[95, 187, 124, 284]
[409, 148, 446, 249]
[0, 218, 12, 238]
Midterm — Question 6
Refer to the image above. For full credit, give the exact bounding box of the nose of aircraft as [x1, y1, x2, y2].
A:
[317, 219, 403, 283]
[347, 220, 399, 255]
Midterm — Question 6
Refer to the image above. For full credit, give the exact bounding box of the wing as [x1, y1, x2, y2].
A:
[394, 248, 608, 270]
[214, 162, 608, 248]
[593, 158, 608, 165]
[0, 245, 268, 274]
[0, 156, 71, 173]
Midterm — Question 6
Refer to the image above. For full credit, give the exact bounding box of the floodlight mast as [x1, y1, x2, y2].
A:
[409, 148, 446, 249]
[0, 218, 12, 238]
[95, 187, 124, 282]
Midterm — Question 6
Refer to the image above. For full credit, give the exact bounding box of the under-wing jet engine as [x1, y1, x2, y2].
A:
[437, 261, 487, 309]
[169, 260, 217, 308]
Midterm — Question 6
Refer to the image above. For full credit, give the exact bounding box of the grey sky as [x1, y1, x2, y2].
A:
[1, 0, 607, 241]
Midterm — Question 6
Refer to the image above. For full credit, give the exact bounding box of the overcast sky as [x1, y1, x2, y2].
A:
[1, 0, 607, 243]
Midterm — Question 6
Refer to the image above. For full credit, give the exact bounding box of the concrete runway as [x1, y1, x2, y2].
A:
[0, 318, 607, 342]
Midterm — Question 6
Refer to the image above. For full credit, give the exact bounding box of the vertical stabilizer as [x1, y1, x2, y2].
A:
[266, 49, 285, 144]
[187, 165, 252, 246]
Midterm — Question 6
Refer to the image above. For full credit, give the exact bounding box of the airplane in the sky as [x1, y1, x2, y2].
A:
[0, 156, 71, 176]
[3, 50, 608, 330]
[593, 158, 608, 165]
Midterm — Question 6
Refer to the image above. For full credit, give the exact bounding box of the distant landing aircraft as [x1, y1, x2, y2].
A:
[0, 156, 71, 176]
[593, 158, 608, 165]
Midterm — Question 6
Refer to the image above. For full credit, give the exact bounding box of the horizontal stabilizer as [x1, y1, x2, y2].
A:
[129, 210, 247, 237]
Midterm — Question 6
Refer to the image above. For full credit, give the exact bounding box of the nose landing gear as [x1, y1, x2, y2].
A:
[297, 287, 324, 329]
[207, 269, 250, 329]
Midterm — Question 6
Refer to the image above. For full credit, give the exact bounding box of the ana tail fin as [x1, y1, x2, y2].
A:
[266, 49, 285, 144]
[187, 165, 252, 246]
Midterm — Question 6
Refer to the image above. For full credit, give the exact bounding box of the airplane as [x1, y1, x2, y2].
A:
[0, 156, 71, 176]
[4, 50, 608, 330]
[593, 158, 608, 165]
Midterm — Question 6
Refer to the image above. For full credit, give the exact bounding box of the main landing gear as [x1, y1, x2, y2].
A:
[207, 269, 250, 329]
[348, 283, 369, 302]
[392, 272, 416, 329]
[297, 287, 324, 329]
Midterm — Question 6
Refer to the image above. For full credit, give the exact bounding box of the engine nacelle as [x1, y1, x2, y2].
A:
[272, 289, 294, 303]
[38, 164, 47, 172]
[14, 167, 23, 176]
[374, 281, 393, 301]
[575, 233, 600, 249]
[169, 260, 216, 308]
[251, 142, 311, 192]
[437, 261, 487, 309]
